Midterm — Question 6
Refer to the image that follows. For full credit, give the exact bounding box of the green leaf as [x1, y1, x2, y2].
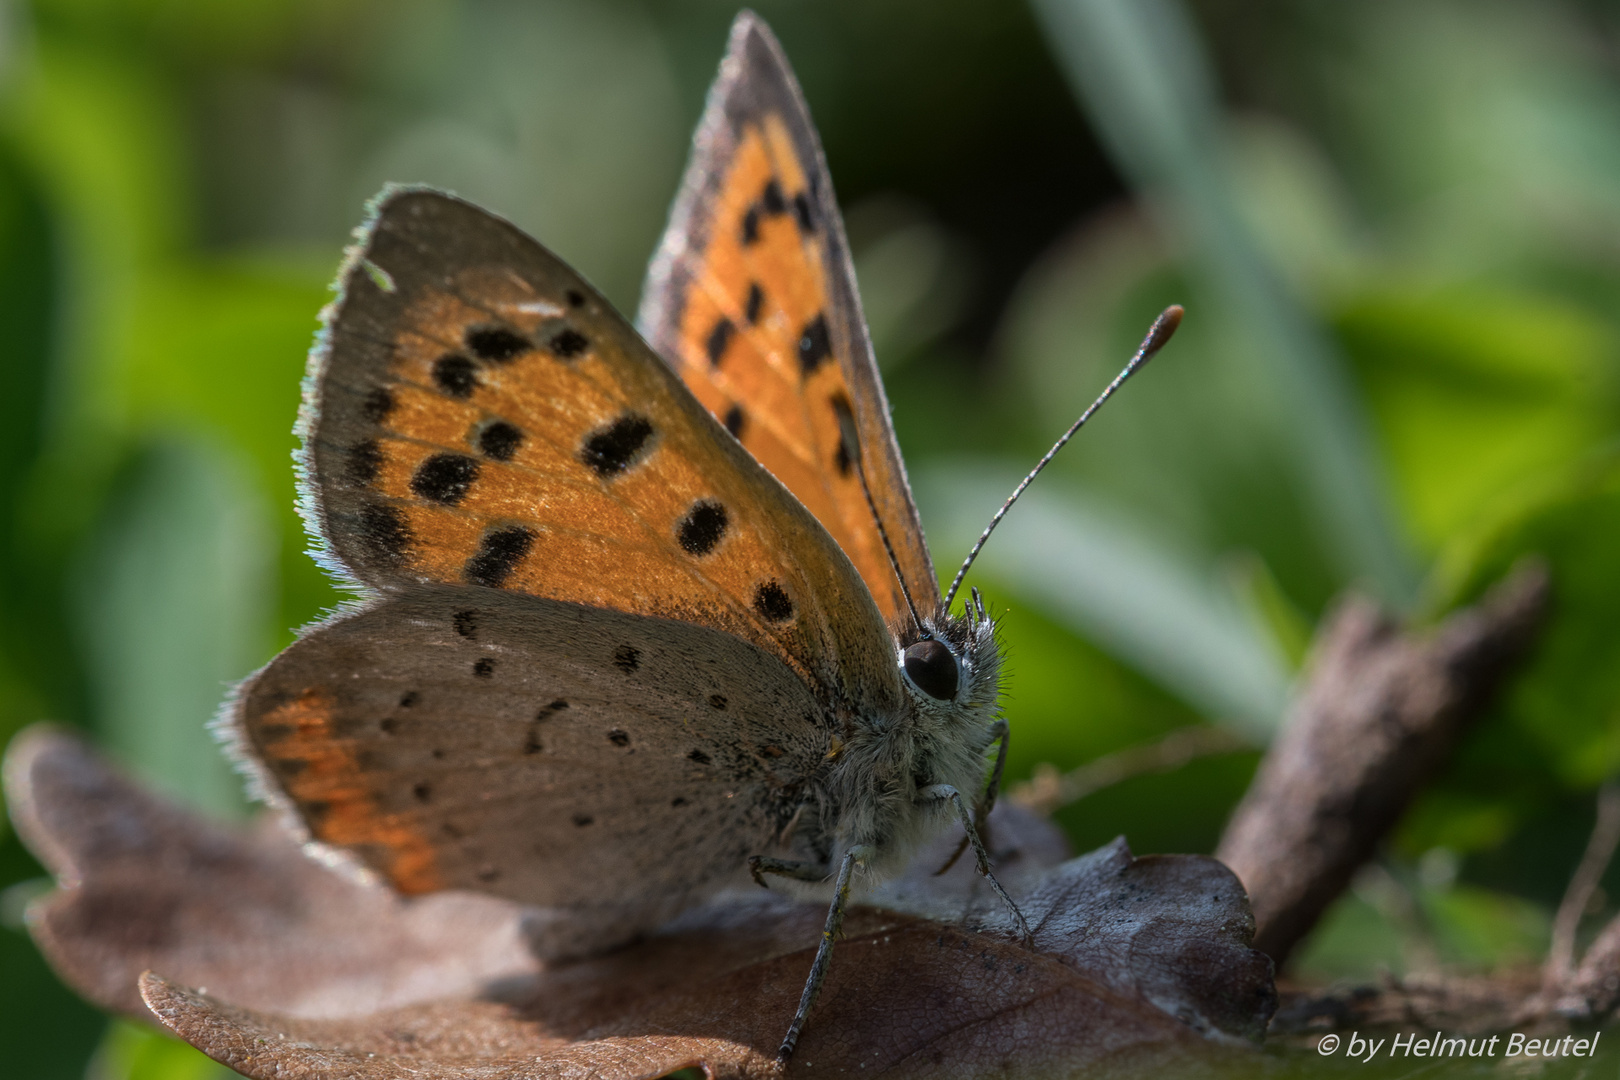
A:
[1391, 452, 1620, 868]
[1339, 284, 1619, 551]
[89, 1018, 238, 1080]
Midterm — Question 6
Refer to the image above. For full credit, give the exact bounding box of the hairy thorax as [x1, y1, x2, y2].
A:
[809, 607, 1005, 883]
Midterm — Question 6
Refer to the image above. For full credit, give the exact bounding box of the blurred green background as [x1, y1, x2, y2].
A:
[2, 0, 1619, 1075]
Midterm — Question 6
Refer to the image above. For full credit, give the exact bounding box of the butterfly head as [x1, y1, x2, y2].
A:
[897, 588, 1001, 722]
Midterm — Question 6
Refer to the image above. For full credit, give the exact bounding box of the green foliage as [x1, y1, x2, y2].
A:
[88, 1021, 237, 1080]
[2, 0, 1620, 1073]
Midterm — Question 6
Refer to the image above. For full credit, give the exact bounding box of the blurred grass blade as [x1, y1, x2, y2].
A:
[75, 439, 274, 818]
[1030, 0, 1419, 607]
[919, 459, 1289, 741]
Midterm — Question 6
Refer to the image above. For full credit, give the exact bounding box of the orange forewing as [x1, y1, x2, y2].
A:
[641, 20, 940, 627]
[665, 121, 900, 623]
[308, 191, 901, 715]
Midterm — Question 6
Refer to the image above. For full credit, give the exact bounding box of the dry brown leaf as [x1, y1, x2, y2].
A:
[4, 725, 536, 1018]
[6, 725, 1275, 1078]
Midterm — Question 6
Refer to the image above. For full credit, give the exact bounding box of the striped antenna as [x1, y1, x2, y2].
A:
[942, 305, 1183, 612]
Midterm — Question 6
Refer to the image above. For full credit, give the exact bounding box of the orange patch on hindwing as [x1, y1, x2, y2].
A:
[254, 687, 443, 894]
[667, 118, 902, 624]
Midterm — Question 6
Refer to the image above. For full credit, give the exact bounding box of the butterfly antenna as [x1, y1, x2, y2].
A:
[837, 406, 928, 636]
[942, 305, 1183, 612]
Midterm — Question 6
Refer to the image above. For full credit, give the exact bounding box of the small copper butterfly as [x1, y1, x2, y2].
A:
[226, 12, 1177, 1064]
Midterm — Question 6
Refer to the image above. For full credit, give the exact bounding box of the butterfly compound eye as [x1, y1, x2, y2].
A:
[902, 639, 959, 701]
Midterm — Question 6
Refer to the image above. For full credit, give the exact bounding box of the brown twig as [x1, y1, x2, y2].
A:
[1009, 725, 1249, 818]
[1216, 561, 1550, 968]
[1274, 779, 1620, 1036]
[1545, 782, 1620, 992]
[1564, 909, 1620, 1019]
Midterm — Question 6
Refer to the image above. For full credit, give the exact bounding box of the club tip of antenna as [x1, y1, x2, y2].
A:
[1143, 305, 1184, 358]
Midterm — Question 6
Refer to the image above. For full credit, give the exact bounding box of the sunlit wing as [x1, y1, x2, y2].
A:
[301, 188, 901, 715]
[639, 13, 940, 628]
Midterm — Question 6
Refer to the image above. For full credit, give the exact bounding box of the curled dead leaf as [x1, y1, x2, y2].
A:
[5, 725, 1274, 1077]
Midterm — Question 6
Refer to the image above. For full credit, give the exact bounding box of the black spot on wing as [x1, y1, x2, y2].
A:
[453, 610, 478, 639]
[566, 289, 586, 307]
[473, 658, 496, 678]
[706, 316, 735, 366]
[413, 782, 432, 804]
[613, 645, 640, 673]
[399, 691, 420, 708]
[797, 314, 831, 376]
[709, 694, 727, 710]
[476, 420, 523, 461]
[465, 326, 531, 362]
[580, 414, 654, 478]
[744, 281, 764, 325]
[347, 440, 382, 485]
[830, 392, 857, 477]
[741, 204, 760, 245]
[688, 749, 712, 766]
[465, 526, 535, 588]
[525, 701, 567, 755]
[753, 581, 794, 623]
[411, 453, 479, 505]
[793, 191, 816, 233]
[677, 500, 728, 556]
[723, 403, 746, 438]
[762, 178, 787, 215]
[572, 813, 594, 827]
[432, 355, 479, 399]
[548, 328, 590, 359]
[608, 729, 630, 747]
[362, 386, 395, 423]
[356, 503, 411, 566]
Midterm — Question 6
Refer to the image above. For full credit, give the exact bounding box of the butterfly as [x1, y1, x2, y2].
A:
[227, 10, 1177, 1065]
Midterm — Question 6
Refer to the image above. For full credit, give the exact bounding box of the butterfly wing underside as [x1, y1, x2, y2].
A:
[639, 13, 940, 628]
[300, 189, 898, 709]
[233, 585, 827, 957]
[232, 188, 907, 928]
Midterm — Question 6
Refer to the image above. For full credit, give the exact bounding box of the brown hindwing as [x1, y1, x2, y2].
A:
[234, 586, 827, 939]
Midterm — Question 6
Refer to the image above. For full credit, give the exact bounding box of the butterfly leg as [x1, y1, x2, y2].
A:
[776, 844, 873, 1067]
[934, 718, 1010, 875]
[748, 855, 829, 888]
[921, 783, 1033, 945]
